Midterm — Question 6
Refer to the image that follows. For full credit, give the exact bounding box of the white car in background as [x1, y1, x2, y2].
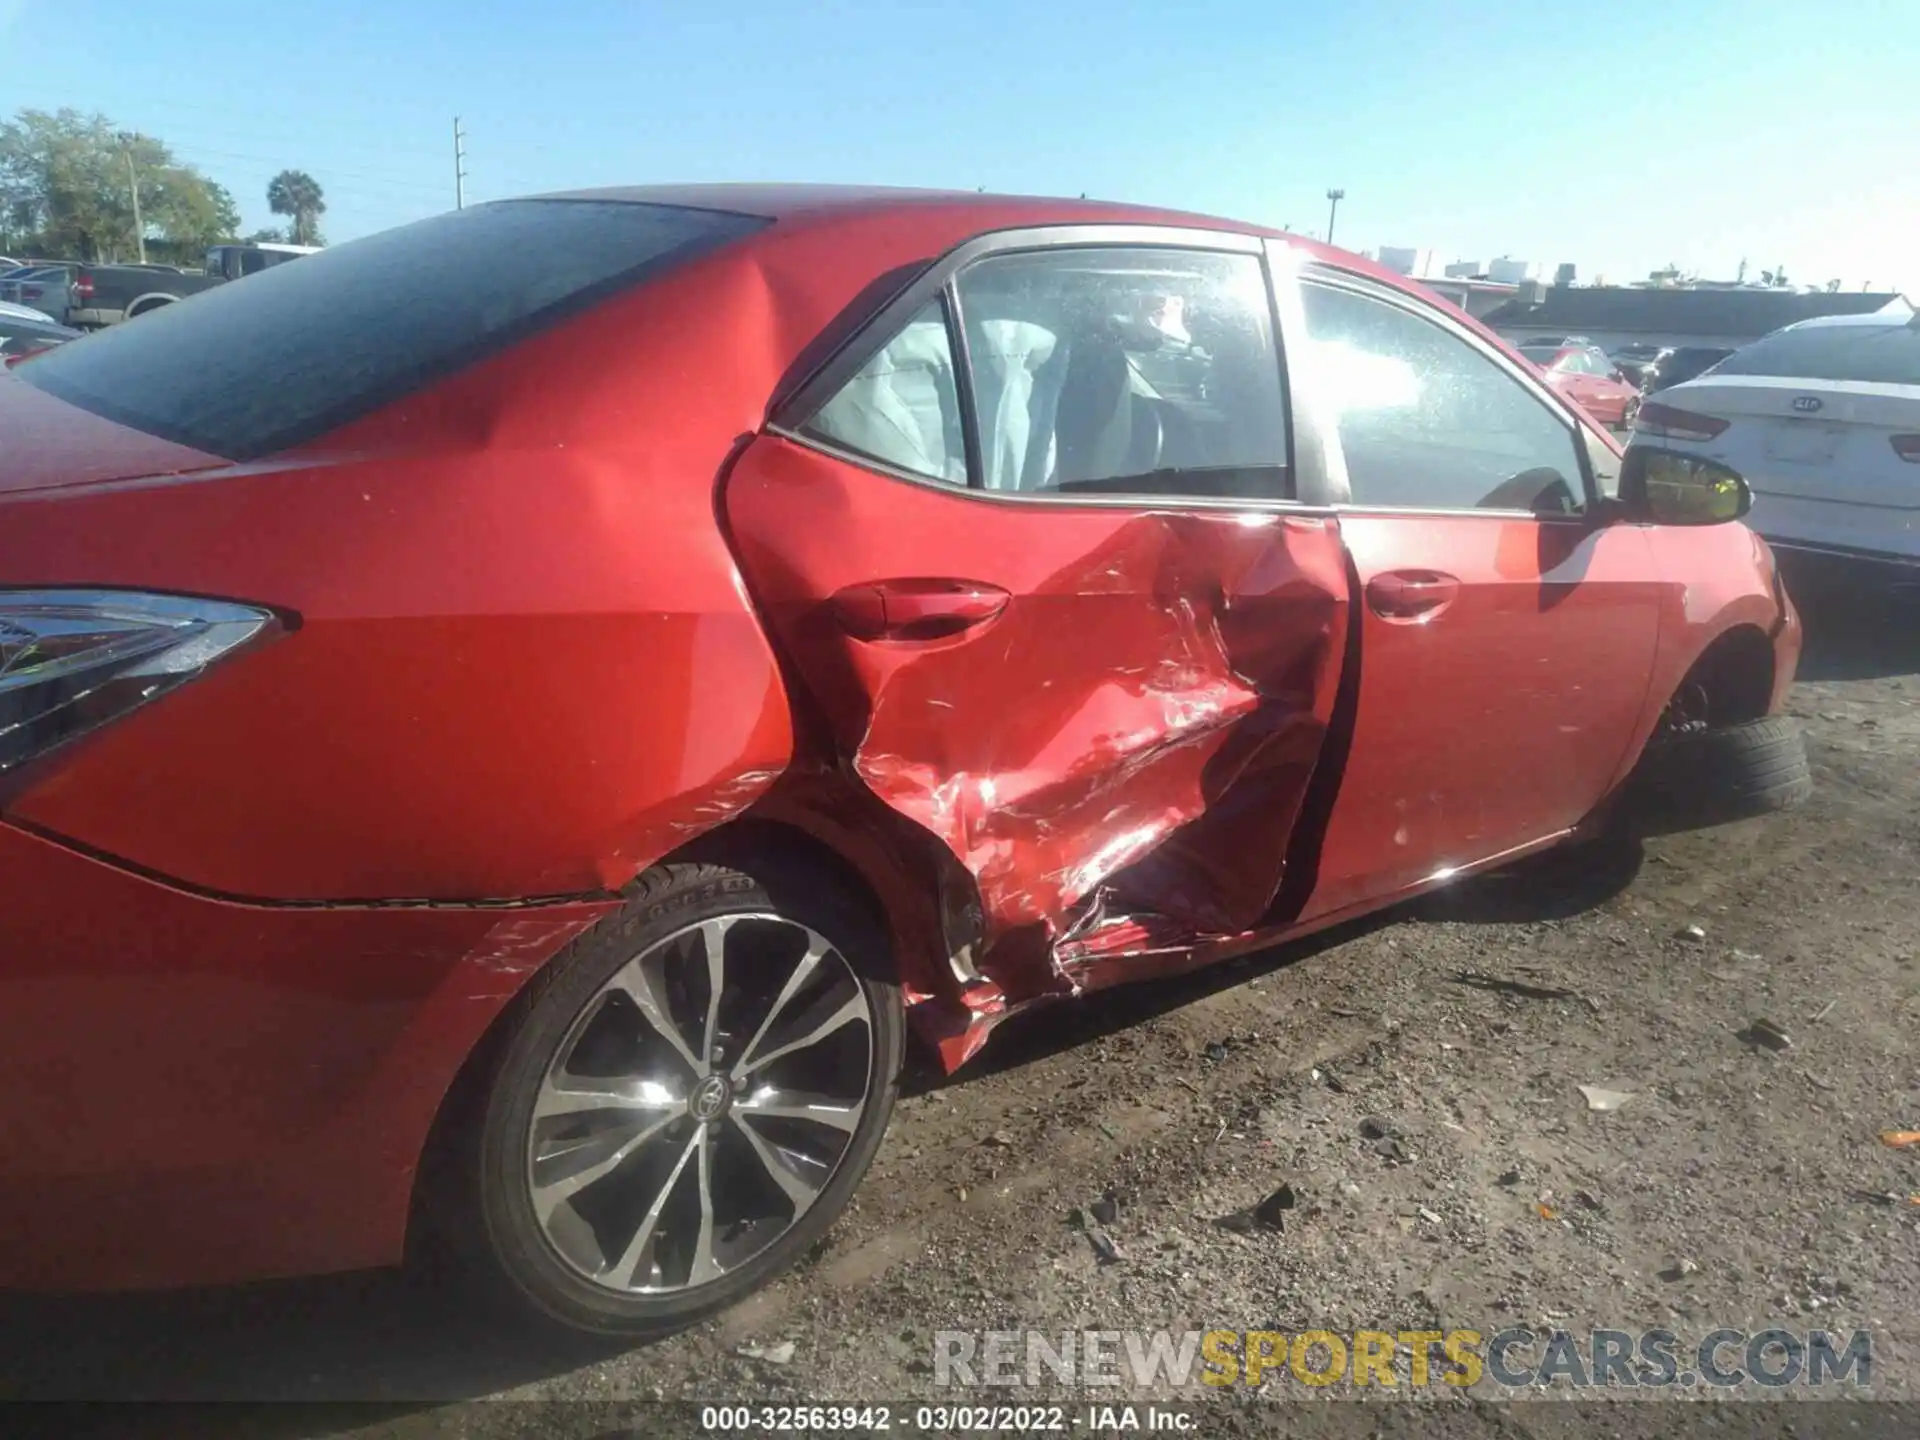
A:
[1629, 305, 1920, 578]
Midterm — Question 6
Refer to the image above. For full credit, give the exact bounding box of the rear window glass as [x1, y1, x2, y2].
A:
[1715, 322, 1920, 386]
[20, 199, 766, 458]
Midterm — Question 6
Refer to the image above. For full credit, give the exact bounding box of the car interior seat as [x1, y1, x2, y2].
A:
[805, 315, 966, 483]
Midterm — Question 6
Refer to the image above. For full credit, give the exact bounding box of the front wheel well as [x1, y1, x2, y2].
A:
[1660, 624, 1775, 734]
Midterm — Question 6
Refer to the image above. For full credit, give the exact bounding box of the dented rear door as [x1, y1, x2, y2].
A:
[724, 228, 1350, 973]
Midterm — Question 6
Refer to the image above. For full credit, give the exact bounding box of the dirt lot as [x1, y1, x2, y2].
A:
[5, 585, 1919, 1436]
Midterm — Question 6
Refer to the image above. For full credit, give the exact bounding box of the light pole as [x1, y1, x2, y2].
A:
[453, 117, 467, 210]
[1325, 188, 1346, 248]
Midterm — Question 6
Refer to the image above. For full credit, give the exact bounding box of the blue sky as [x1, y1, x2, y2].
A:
[4, 0, 1915, 293]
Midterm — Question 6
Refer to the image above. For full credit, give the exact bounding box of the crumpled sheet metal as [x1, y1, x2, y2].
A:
[841, 511, 1349, 985]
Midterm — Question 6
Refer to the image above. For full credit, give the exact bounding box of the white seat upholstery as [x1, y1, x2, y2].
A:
[968, 319, 1059, 490]
[807, 315, 964, 483]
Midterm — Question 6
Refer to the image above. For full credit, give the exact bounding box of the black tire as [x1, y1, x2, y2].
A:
[1622, 714, 1811, 836]
[445, 856, 903, 1337]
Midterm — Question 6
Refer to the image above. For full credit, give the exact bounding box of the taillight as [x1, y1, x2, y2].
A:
[1633, 401, 1730, 443]
[3, 347, 47, 368]
[72, 274, 93, 300]
[0, 592, 273, 775]
[1892, 435, 1920, 463]
[20, 285, 41, 301]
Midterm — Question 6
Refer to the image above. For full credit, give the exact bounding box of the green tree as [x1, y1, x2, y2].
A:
[0, 108, 237, 260]
[266, 169, 326, 245]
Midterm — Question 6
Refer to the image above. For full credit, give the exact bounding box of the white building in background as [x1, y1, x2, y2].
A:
[1486, 257, 1538, 284]
[1377, 246, 1437, 278]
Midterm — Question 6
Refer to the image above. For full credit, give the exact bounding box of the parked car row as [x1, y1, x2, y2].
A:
[1626, 307, 1920, 580]
[0, 300, 82, 362]
[0, 262, 82, 324]
[1516, 336, 1642, 428]
[1629, 344, 1740, 394]
[0, 242, 317, 330]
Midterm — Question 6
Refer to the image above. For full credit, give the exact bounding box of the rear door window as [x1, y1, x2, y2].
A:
[19, 199, 767, 458]
[951, 246, 1288, 499]
[799, 299, 966, 485]
[1714, 323, 1920, 385]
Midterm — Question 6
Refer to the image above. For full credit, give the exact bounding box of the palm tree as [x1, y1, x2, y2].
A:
[266, 169, 326, 246]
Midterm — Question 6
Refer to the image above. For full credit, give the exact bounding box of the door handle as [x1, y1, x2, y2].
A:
[829, 579, 1011, 642]
[1366, 570, 1460, 622]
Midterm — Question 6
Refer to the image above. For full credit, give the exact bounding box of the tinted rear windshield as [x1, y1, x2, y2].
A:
[20, 199, 767, 458]
[1715, 321, 1920, 386]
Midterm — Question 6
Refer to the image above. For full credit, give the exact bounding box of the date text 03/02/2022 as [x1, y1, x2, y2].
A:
[698, 1403, 1196, 1431]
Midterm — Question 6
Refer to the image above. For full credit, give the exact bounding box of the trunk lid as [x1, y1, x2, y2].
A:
[1668, 374, 1920, 508]
[0, 373, 227, 496]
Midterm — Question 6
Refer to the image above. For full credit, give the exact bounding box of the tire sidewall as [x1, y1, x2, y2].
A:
[473, 864, 903, 1335]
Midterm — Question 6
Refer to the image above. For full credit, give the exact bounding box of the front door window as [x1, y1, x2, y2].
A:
[1299, 279, 1589, 516]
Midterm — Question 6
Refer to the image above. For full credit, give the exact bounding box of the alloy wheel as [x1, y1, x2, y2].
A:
[523, 913, 874, 1294]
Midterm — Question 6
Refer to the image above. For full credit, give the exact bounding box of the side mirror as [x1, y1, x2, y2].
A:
[1620, 447, 1751, 526]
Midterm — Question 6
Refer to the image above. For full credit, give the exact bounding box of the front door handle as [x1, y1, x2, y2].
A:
[830, 579, 1012, 642]
[1366, 570, 1460, 622]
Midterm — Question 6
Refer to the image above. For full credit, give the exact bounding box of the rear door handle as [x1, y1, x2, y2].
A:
[1366, 570, 1460, 622]
[830, 579, 1011, 642]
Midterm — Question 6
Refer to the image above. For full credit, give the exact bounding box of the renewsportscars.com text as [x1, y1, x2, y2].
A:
[933, 1327, 1873, 1390]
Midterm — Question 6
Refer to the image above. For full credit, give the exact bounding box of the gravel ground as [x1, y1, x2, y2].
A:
[4, 584, 1918, 1437]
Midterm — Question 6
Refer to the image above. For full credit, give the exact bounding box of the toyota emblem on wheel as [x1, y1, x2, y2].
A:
[689, 1073, 732, 1121]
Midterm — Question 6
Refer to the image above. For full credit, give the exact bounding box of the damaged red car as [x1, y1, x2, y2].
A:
[0, 187, 1808, 1334]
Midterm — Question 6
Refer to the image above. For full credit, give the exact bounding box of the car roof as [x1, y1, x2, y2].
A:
[1779, 306, 1917, 331]
[526, 182, 1412, 288]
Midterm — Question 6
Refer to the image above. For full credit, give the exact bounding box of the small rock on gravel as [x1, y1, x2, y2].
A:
[1738, 1017, 1795, 1052]
[738, 1342, 796, 1365]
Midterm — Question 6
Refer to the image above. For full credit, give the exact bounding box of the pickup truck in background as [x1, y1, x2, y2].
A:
[67, 242, 318, 327]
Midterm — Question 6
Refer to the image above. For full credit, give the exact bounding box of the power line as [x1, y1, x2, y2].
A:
[161, 143, 448, 195]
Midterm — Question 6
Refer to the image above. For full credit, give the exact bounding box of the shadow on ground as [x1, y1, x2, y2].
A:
[0, 1260, 628, 1417]
[1784, 564, 1920, 682]
[914, 832, 1645, 1093]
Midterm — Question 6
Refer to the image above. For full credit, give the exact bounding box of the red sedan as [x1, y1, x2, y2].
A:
[0, 187, 1806, 1334]
[1518, 338, 1644, 429]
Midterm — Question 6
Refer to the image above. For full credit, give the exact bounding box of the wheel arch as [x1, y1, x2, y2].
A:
[1660, 621, 1777, 731]
[405, 805, 955, 1265]
[124, 292, 179, 318]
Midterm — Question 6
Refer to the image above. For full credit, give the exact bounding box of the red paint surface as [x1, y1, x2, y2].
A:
[0, 189, 1799, 1293]
[1301, 513, 1663, 919]
[0, 820, 614, 1290]
[0, 379, 224, 493]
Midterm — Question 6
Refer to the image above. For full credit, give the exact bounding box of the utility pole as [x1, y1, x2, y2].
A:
[119, 134, 146, 263]
[1325, 188, 1346, 247]
[453, 117, 467, 210]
